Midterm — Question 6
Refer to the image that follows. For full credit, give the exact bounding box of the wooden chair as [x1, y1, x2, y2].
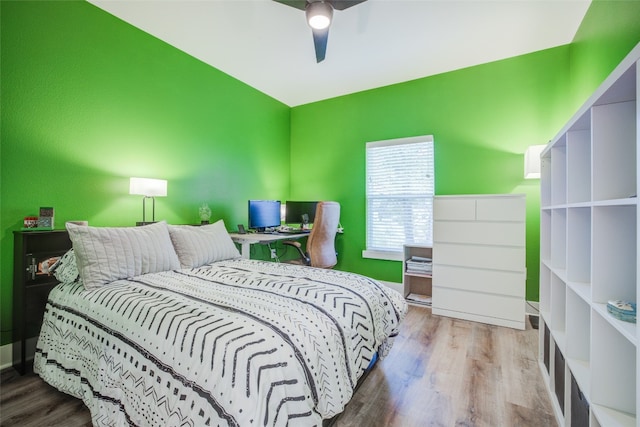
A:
[283, 201, 340, 268]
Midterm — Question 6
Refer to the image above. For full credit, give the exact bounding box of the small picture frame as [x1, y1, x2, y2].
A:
[37, 206, 55, 229]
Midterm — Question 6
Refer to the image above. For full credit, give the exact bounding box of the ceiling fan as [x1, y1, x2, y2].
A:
[273, 0, 368, 63]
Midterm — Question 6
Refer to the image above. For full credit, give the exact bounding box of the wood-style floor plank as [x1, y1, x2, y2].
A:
[334, 305, 556, 427]
[0, 305, 556, 426]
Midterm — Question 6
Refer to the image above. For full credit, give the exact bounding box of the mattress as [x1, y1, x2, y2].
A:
[34, 258, 407, 426]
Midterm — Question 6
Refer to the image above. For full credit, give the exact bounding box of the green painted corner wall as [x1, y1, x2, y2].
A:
[569, 0, 640, 112]
[0, 1, 290, 344]
[288, 0, 640, 302]
[289, 47, 573, 301]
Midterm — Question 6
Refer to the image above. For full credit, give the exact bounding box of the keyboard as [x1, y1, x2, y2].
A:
[277, 229, 310, 234]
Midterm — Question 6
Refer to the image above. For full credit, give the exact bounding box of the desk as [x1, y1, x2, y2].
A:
[228, 232, 309, 259]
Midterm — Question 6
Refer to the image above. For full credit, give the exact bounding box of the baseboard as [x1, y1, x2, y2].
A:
[0, 338, 39, 372]
[526, 300, 540, 316]
[0, 343, 13, 371]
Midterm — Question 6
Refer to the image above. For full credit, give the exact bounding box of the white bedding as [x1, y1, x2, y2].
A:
[34, 258, 407, 426]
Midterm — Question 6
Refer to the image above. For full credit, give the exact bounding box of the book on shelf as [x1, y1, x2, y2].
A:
[406, 264, 432, 271]
[406, 256, 432, 274]
[406, 270, 432, 275]
[408, 255, 431, 262]
[406, 293, 432, 306]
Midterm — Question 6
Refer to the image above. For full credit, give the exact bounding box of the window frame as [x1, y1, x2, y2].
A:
[362, 135, 435, 261]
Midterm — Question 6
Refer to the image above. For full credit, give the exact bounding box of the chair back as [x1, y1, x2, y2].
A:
[307, 201, 340, 268]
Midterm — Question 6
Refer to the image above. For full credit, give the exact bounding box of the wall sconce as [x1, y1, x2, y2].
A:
[129, 177, 167, 225]
[524, 145, 546, 179]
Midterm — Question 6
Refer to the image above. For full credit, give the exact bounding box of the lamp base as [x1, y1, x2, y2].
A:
[136, 221, 157, 226]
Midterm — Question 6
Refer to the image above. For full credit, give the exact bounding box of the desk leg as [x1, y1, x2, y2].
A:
[240, 242, 251, 259]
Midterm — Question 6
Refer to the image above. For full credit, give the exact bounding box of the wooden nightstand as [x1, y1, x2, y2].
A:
[12, 230, 72, 374]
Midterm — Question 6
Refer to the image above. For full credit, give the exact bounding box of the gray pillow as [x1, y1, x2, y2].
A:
[168, 220, 240, 268]
[66, 221, 181, 290]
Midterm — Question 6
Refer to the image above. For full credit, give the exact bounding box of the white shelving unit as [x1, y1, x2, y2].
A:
[432, 194, 526, 330]
[538, 42, 640, 427]
[403, 244, 432, 306]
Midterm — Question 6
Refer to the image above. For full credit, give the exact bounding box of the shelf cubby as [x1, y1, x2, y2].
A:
[566, 207, 591, 288]
[566, 128, 591, 204]
[403, 244, 432, 301]
[565, 287, 591, 395]
[551, 209, 567, 271]
[591, 101, 637, 202]
[570, 372, 590, 427]
[550, 272, 567, 350]
[543, 321, 551, 374]
[540, 209, 552, 263]
[539, 43, 640, 427]
[541, 153, 552, 207]
[551, 140, 567, 206]
[539, 264, 551, 317]
[590, 311, 636, 425]
[591, 205, 636, 306]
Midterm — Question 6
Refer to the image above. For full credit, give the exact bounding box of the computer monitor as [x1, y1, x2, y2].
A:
[248, 200, 281, 232]
[285, 201, 318, 227]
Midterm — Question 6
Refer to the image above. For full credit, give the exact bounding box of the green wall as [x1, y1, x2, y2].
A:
[289, 47, 572, 300]
[569, 0, 640, 112]
[0, 1, 290, 345]
[289, 0, 640, 301]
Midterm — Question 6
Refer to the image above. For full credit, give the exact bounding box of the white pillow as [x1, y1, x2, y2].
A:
[66, 221, 181, 290]
[168, 220, 240, 268]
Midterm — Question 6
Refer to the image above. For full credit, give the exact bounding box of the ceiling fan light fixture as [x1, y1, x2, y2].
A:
[306, 1, 333, 30]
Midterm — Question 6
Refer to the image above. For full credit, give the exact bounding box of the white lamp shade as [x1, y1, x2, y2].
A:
[524, 145, 546, 179]
[129, 177, 167, 197]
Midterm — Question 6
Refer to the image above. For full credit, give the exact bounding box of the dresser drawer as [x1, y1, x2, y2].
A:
[433, 242, 525, 272]
[476, 196, 525, 221]
[433, 198, 476, 221]
[434, 221, 525, 246]
[433, 264, 525, 297]
[433, 287, 525, 322]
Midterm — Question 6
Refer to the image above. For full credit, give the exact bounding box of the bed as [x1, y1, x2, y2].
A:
[33, 220, 407, 426]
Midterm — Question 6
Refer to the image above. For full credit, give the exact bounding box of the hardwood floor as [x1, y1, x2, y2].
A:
[335, 305, 556, 427]
[0, 305, 556, 426]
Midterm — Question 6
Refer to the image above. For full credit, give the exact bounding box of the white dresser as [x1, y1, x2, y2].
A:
[432, 194, 526, 329]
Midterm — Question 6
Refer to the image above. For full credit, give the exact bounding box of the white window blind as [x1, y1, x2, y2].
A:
[364, 135, 434, 259]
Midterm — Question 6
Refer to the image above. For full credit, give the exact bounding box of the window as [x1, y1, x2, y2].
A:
[363, 135, 434, 261]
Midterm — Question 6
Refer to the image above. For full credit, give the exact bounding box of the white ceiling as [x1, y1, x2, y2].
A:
[88, 0, 591, 107]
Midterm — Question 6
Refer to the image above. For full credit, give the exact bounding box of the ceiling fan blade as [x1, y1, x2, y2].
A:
[311, 27, 329, 63]
[272, 0, 307, 11]
[331, 0, 367, 11]
[273, 0, 368, 62]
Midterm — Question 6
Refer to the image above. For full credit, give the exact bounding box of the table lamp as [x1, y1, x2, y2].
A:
[129, 177, 167, 225]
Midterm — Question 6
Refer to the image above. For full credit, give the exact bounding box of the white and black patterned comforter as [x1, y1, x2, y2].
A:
[34, 258, 407, 426]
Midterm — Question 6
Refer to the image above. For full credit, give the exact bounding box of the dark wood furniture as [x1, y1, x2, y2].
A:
[12, 230, 71, 374]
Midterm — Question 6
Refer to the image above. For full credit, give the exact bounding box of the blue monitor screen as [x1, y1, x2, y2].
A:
[285, 201, 318, 225]
[248, 200, 281, 231]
